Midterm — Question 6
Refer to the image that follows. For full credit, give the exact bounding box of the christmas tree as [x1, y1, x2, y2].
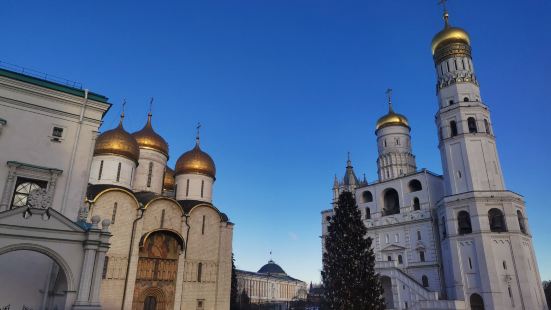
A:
[321, 190, 385, 310]
[230, 253, 239, 310]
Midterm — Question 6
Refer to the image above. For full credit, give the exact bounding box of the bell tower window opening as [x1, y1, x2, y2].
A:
[11, 177, 47, 209]
[362, 191, 373, 203]
[383, 188, 400, 216]
[408, 179, 422, 192]
[517, 210, 527, 234]
[98, 160, 104, 180]
[489, 208, 507, 232]
[458, 211, 472, 234]
[468, 117, 478, 133]
[450, 121, 458, 137]
[147, 162, 153, 187]
[116, 162, 122, 182]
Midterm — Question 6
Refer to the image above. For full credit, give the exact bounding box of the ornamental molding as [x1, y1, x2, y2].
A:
[437, 71, 479, 90]
[28, 188, 53, 209]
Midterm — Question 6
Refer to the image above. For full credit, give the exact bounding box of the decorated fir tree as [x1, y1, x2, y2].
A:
[230, 253, 239, 310]
[321, 190, 385, 310]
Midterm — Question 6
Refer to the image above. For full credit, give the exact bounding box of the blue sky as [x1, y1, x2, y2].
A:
[2, 0, 550, 284]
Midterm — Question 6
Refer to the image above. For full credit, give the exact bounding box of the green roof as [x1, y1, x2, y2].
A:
[0, 68, 108, 103]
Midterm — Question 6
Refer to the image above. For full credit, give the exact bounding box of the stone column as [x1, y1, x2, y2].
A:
[74, 216, 101, 306]
[0, 164, 17, 211]
[88, 219, 111, 305]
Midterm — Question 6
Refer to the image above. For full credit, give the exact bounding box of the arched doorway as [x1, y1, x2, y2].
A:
[132, 230, 184, 310]
[470, 293, 485, 310]
[0, 250, 68, 309]
[381, 276, 394, 309]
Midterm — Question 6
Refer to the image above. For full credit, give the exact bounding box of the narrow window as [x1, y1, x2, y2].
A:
[441, 216, 447, 238]
[201, 180, 204, 198]
[197, 262, 203, 282]
[454, 59, 458, 70]
[420, 251, 425, 262]
[398, 255, 403, 264]
[130, 166, 134, 185]
[385, 234, 389, 244]
[458, 211, 472, 234]
[147, 162, 153, 187]
[503, 261, 507, 270]
[98, 160, 104, 180]
[468, 117, 477, 133]
[387, 256, 392, 262]
[394, 234, 399, 243]
[365, 207, 371, 219]
[484, 119, 491, 134]
[395, 138, 400, 146]
[413, 197, 420, 210]
[461, 58, 466, 70]
[52, 126, 64, 138]
[450, 120, 458, 137]
[186, 179, 190, 196]
[417, 230, 421, 240]
[517, 210, 526, 234]
[440, 64, 444, 76]
[102, 256, 109, 279]
[422, 275, 429, 287]
[469, 257, 473, 269]
[384, 139, 387, 147]
[160, 209, 166, 228]
[446, 61, 450, 72]
[111, 202, 118, 224]
[202, 215, 206, 235]
[449, 99, 454, 106]
[116, 162, 122, 182]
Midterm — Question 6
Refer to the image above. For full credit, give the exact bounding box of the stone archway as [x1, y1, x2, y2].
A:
[0, 248, 69, 309]
[135, 287, 167, 310]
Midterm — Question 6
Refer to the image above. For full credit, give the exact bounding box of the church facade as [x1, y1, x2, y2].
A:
[322, 11, 548, 310]
[86, 111, 233, 309]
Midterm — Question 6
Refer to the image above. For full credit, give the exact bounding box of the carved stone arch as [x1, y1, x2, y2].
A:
[139, 228, 186, 252]
[188, 203, 227, 222]
[136, 286, 167, 310]
[143, 197, 185, 216]
[0, 242, 76, 291]
[90, 187, 140, 208]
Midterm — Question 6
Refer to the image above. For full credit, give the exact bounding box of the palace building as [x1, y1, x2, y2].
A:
[322, 9, 548, 310]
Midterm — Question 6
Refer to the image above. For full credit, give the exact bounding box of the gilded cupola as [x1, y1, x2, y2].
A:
[163, 167, 176, 191]
[132, 113, 169, 157]
[376, 90, 409, 131]
[175, 138, 216, 179]
[94, 114, 140, 163]
[431, 11, 471, 55]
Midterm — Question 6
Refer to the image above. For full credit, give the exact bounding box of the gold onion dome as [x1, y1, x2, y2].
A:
[132, 113, 169, 157]
[376, 94, 409, 131]
[163, 167, 176, 191]
[431, 11, 470, 55]
[94, 115, 140, 163]
[175, 139, 216, 179]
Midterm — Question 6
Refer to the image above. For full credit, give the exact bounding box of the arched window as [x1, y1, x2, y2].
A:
[468, 117, 478, 133]
[450, 120, 458, 137]
[413, 197, 420, 210]
[365, 208, 371, 220]
[464, 97, 469, 102]
[488, 208, 506, 232]
[362, 191, 373, 203]
[408, 179, 422, 192]
[383, 188, 400, 216]
[458, 211, 472, 234]
[398, 255, 403, 264]
[517, 210, 526, 234]
[470, 293, 485, 310]
[441, 216, 447, 238]
[422, 275, 429, 287]
[387, 256, 392, 262]
[419, 251, 425, 262]
[484, 119, 491, 134]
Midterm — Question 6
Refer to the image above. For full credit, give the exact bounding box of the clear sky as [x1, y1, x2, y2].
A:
[2, 0, 550, 284]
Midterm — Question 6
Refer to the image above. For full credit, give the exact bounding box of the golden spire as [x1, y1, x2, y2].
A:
[118, 99, 126, 127]
[196, 122, 201, 145]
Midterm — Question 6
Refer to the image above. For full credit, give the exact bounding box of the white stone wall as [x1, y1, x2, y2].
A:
[376, 125, 417, 182]
[89, 154, 136, 189]
[0, 75, 109, 219]
[132, 148, 167, 194]
[175, 173, 214, 203]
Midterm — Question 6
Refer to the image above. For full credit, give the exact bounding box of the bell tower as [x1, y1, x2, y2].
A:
[433, 10, 504, 196]
[433, 6, 548, 310]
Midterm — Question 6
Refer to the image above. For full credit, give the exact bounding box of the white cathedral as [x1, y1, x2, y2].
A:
[322, 10, 548, 310]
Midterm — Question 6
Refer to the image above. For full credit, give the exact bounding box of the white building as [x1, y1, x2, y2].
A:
[0, 65, 112, 309]
[236, 260, 307, 309]
[322, 10, 548, 310]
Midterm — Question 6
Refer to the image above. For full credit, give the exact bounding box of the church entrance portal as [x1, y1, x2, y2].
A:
[132, 230, 182, 310]
[0, 249, 68, 309]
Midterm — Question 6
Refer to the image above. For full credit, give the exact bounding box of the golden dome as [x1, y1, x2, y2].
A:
[94, 116, 140, 163]
[163, 167, 176, 191]
[132, 113, 169, 157]
[376, 98, 409, 131]
[431, 12, 470, 55]
[175, 140, 216, 179]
